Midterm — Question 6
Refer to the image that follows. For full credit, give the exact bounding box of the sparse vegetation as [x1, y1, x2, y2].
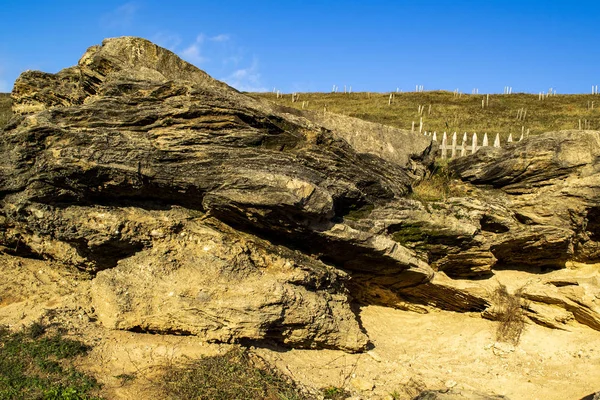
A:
[0, 322, 102, 400]
[491, 284, 528, 345]
[114, 373, 136, 386]
[157, 347, 307, 400]
[410, 159, 465, 202]
[0, 93, 11, 128]
[252, 91, 600, 141]
[321, 386, 350, 400]
[344, 203, 374, 221]
[389, 390, 402, 400]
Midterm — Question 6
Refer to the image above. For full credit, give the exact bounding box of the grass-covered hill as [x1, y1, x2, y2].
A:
[251, 91, 600, 141]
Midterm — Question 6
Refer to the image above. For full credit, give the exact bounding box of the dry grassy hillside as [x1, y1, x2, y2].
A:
[251, 91, 600, 141]
[0, 93, 11, 127]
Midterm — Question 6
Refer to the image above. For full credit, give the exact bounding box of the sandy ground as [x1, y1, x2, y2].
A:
[258, 305, 600, 399]
[1, 254, 599, 400]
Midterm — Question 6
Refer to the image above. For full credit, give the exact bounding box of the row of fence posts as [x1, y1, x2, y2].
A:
[424, 131, 525, 159]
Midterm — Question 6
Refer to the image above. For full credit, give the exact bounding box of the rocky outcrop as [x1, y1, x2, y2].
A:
[90, 211, 368, 351]
[451, 130, 600, 266]
[3, 36, 600, 351]
[1, 37, 438, 350]
[441, 130, 600, 330]
[345, 129, 600, 329]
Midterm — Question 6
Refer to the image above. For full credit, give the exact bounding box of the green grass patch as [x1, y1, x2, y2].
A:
[0, 322, 102, 400]
[344, 203, 374, 221]
[158, 347, 306, 400]
[321, 386, 350, 399]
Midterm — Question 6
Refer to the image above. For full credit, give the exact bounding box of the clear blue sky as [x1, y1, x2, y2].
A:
[0, 0, 598, 94]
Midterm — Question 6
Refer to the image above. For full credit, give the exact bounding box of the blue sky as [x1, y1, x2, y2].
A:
[0, 0, 598, 94]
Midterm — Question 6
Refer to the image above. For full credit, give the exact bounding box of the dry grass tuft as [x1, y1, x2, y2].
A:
[491, 284, 528, 345]
[410, 160, 464, 202]
[0, 93, 11, 128]
[157, 347, 306, 400]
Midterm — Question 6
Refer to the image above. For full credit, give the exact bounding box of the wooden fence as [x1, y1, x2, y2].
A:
[423, 131, 524, 159]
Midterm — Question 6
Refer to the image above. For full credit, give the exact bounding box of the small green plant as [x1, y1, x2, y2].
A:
[389, 390, 402, 400]
[321, 386, 350, 400]
[0, 323, 102, 400]
[158, 347, 305, 400]
[491, 284, 528, 345]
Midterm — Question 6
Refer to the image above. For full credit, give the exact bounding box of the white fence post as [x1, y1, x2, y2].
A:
[436, 130, 507, 159]
[441, 132, 448, 159]
[451, 132, 457, 158]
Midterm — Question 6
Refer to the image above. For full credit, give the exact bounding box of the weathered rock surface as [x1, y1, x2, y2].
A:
[3, 35, 600, 354]
[90, 211, 368, 351]
[451, 130, 600, 265]
[347, 129, 600, 330]
[443, 130, 600, 330]
[1, 37, 437, 350]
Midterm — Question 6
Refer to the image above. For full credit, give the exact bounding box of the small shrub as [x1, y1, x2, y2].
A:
[158, 347, 305, 400]
[389, 390, 402, 400]
[491, 284, 527, 345]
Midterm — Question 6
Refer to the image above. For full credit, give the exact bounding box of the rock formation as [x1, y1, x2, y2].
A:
[1, 37, 435, 351]
[2, 36, 600, 354]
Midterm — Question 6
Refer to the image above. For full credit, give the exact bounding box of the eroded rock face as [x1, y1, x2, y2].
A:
[348, 130, 600, 329]
[3, 36, 600, 348]
[0, 37, 435, 350]
[89, 211, 368, 351]
[451, 130, 600, 266]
